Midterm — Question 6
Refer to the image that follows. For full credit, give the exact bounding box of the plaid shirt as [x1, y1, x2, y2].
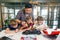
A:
[15, 10, 34, 21]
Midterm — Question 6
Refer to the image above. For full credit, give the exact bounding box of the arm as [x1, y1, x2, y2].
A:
[28, 23, 33, 30]
[41, 24, 49, 35]
[15, 19, 21, 24]
[15, 29, 19, 33]
[5, 28, 16, 34]
[19, 27, 28, 32]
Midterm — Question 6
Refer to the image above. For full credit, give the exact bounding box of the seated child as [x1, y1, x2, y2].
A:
[22, 16, 41, 34]
[5, 19, 19, 34]
[19, 16, 33, 31]
[25, 16, 33, 30]
[0, 19, 19, 40]
[33, 16, 48, 35]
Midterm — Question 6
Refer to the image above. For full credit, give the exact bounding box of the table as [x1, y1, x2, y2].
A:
[56, 34, 60, 40]
[0, 30, 49, 40]
[43, 29, 60, 36]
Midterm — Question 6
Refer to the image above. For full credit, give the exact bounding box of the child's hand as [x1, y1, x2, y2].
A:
[5, 30, 15, 34]
[15, 29, 18, 33]
[41, 30, 47, 35]
[5, 28, 16, 34]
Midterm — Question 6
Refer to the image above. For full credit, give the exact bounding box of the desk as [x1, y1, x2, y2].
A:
[0, 30, 49, 40]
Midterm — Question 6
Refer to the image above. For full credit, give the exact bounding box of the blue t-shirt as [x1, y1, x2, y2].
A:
[8, 25, 18, 30]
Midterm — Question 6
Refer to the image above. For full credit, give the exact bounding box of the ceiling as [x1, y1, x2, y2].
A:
[2, 0, 30, 3]
[1, 0, 60, 3]
[32, 0, 60, 3]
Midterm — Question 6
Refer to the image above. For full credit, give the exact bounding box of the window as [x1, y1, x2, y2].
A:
[8, 8, 14, 13]
[15, 9, 20, 15]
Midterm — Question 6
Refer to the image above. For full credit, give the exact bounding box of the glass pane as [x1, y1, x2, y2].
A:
[53, 21, 58, 26]
[44, 21, 47, 25]
[15, 9, 20, 15]
[9, 14, 15, 19]
[54, 8, 57, 20]
[42, 15, 47, 20]
[4, 7, 8, 13]
[8, 8, 14, 13]
[2, 14, 8, 26]
[53, 26, 57, 29]
[38, 6, 40, 16]
[33, 6, 38, 19]
[54, 8, 57, 13]
[3, 14, 8, 20]
[41, 7, 48, 15]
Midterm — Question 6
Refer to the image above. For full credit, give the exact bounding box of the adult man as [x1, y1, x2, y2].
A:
[15, 3, 34, 22]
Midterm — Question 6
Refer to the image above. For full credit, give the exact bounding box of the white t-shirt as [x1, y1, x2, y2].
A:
[33, 23, 48, 31]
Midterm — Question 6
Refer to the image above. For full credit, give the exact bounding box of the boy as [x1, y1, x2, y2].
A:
[0, 19, 19, 40]
[22, 16, 41, 35]
[25, 16, 33, 30]
[19, 16, 33, 31]
[5, 19, 19, 34]
[33, 16, 48, 35]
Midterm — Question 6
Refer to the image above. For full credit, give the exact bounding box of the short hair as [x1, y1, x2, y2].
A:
[25, 3, 32, 8]
[36, 16, 43, 21]
[26, 16, 32, 21]
[9, 19, 17, 26]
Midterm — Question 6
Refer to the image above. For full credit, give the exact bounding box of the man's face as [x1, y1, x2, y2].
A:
[25, 8, 32, 14]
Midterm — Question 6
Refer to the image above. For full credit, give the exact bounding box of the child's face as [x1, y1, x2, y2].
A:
[22, 21, 28, 27]
[11, 23, 18, 28]
[37, 20, 43, 25]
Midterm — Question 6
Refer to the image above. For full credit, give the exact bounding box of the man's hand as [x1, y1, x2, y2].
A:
[15, 19, 21, 23]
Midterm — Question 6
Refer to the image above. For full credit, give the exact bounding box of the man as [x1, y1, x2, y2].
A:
[15, 3, 34, 23]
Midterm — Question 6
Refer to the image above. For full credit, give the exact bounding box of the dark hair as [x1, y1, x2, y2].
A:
[36, 16, 43, 21]
[25, 3, 32, 8]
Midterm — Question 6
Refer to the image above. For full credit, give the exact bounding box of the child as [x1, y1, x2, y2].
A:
[33, 16, 48, 35]
[19, 16, 33, 31]
[25, 16, 33, 30]
[5, 19, 19, 34]
[22, 16, 41, 34]
[0, 19, 19, 40]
